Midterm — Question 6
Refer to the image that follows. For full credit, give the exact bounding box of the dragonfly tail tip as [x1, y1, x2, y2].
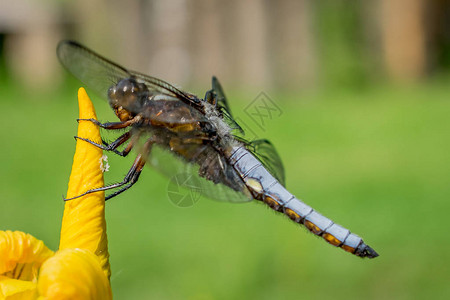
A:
[364, 245, 379, 259]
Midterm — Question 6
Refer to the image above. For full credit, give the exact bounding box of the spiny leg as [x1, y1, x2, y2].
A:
[75, 130, 141, 157]
[64, 138, 153, 201]
[104, 158, 145, 200]
[76, 131, 129, 153]
[77, 117, 140, 129]
[104, 138, 153, 200]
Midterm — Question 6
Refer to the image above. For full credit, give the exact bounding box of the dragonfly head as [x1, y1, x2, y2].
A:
[108, 78, 148, 118]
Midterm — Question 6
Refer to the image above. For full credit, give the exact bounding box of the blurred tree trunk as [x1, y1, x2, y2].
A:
[1, 0, 62, 91]
[232, 0, 271, 89]
[108, 0, 146, 70]
[144, 0, 191, 85]
[268, 0, 317, 90]
[68, 0, 148, 71]
[188, 0, 226, 88]
[68, 0, 116, 56]
[379, 0, 427, 82]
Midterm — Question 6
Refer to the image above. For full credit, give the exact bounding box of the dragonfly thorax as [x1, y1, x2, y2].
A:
[108, 78, 148, 120]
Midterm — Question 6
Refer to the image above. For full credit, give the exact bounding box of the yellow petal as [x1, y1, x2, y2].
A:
[37, 248, 112, 300]
[0, 276, 37, 299]
[0, 231, 52, 299]
[0, 231, 54, 281]
[59, 88, 110, 279]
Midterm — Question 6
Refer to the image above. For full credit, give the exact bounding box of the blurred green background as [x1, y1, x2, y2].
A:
[1, 1, 450, 299]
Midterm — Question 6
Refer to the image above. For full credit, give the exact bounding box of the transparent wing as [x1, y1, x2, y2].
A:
[245, 139, 286, 186]
[131, 71, 200, 106]
[57, 40, 131, 99]
[149, 143, 253, 203]
[211, 76, 245, 135]
[211, 76, 232, 114]
[57, 40, 203, 108]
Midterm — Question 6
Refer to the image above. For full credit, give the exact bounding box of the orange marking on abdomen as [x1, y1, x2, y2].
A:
[341, 245, 356, 254]
[264, 196, 281, 211]
[284, 208, 302, 223]
[323, 233, 342, 246]
[304, 220, 322, 235]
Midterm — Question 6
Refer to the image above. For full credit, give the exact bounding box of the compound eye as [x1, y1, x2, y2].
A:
[117, 80, 133, 95]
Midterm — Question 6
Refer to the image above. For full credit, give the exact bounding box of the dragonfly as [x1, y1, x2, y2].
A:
[57, 40, 378, 258]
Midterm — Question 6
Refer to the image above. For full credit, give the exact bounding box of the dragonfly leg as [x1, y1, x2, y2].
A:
[64, 138, 153, 201]
[75, 131, 136, 157]
[104, 138, 153, 200]
[77, 117, 140, 129]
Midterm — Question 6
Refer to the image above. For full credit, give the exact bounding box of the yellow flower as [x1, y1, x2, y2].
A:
[0, 88, 112, 299]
